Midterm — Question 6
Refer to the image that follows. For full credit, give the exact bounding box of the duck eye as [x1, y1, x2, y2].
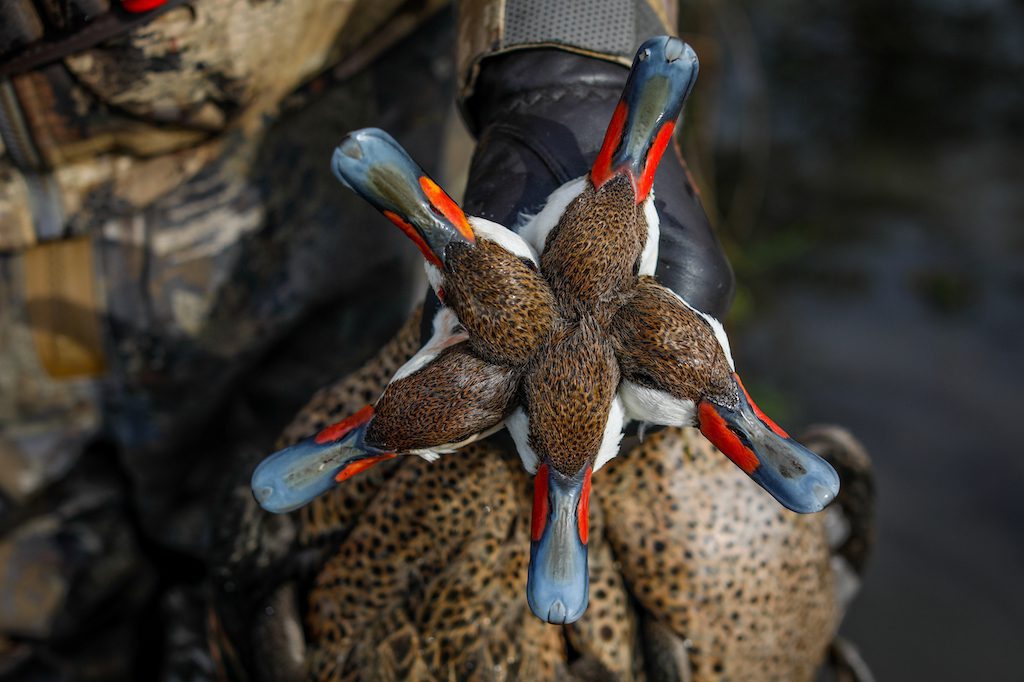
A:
[520, 257, 538, 272]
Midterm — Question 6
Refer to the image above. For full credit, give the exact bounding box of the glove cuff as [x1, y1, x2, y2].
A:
[460, 48, 628, 138]
[456, 0, 675, 106]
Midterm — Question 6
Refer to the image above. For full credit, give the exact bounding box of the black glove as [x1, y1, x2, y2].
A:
[423, 48, 734, 341]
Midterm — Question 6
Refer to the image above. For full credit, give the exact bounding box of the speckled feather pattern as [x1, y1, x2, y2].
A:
[600, 427, 838, 680]
[443, 238, 557, 366]
[611, 275, 737, 404]
[523, 317, 620, 476]
[368, 343, 519, 451]
[283, 310, 856, 681]
[541, 176, 647, 313]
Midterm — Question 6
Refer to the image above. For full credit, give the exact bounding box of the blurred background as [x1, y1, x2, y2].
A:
[693, 3, 1023, 679]
[0, 0, 1021, 679]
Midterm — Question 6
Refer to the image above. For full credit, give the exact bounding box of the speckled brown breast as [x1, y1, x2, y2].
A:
[611, 275, 736, 405]
[600, 426, 838, 680]
[444, 238, 557, 367]
[367, 343, 519, 451]
[523, 317, 619, 476]
[541, 175, 648, 313]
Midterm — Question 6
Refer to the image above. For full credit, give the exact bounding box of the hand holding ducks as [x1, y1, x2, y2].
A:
[251, 36, 839, 624]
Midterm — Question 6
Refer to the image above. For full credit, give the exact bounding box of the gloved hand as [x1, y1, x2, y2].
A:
[422, 47, 734, 340]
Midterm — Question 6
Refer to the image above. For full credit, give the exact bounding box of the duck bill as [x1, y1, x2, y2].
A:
[527, 463, 591, 624]
[331, 128, 474, 268]
[697, 375, 840, 513]
[590, 36, 699, 202]
[251, 405, 395, 514]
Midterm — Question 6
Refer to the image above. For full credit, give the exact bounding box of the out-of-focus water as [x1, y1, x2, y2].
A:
[703, 1, 1024, 678]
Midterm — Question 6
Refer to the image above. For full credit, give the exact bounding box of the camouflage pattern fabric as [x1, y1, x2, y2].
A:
[0, 11, 455, 674]
[0, 0, 451, 518]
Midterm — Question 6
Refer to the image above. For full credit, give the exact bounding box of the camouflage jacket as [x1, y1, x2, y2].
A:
[0, 0, 446, 517]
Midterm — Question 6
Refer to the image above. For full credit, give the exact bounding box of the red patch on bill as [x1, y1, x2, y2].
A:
[335, 453, 396, 482]
[315, 404, 375, 445]
[591, 100, 627, 189]
[418, 177, 474, 242]
[577, 467, 592, 545]
[698, 402, 760, 474]
[383, 210, 443, 268]
[531, 464, 550, 542]
[636, 121, 675, 202]
[122, 0, 166, 12]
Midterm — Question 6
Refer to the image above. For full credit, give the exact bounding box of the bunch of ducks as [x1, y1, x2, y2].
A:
[251, 36, 839, 625]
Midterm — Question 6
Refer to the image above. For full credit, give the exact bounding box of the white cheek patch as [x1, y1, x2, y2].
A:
[506, 407, 540, 474]
[425, 263, 444, 299]
[389, 307, 467, 383]
[469, 217, 540, 266]
[638, 192, 660, 276]
[593, 396, 626, 472]
[618, 380, 696, 427]
[516, 177, 588, 255]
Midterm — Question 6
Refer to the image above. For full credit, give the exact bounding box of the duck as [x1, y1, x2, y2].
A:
[251, 129, 551, 514]
[331, 128, 557, 368]
[250, 35, 840, 626]
[608, 275, 840, 512]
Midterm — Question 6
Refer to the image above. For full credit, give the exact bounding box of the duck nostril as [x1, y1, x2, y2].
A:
[664, 37, 684, 62]
[546, 600, 568, 624]
[339, 139, 363, 160]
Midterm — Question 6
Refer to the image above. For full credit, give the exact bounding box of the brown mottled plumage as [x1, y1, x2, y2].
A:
[523, 317, 620, 476]
[611, 275, 737, 405]
[444, 238, 557, 366]
[601, 426, 838, 680]
[220, 312, 870, 681]
[541, 176, 648, 313]
[367, 343, 519, 451]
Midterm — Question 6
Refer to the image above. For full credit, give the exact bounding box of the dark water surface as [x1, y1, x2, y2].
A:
[709, 1, 1024, 678]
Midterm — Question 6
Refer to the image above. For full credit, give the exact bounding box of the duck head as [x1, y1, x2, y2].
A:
[698, 374, 840, 513]
[527, 462, 592, 624]
[612, 278, 840, 514]
[537, 36, 697, 309]
[251, 406, 395, 513]
[590, 35, 699, 202]
[510, 319, 624, 625]
[331, 128, 475, 269]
